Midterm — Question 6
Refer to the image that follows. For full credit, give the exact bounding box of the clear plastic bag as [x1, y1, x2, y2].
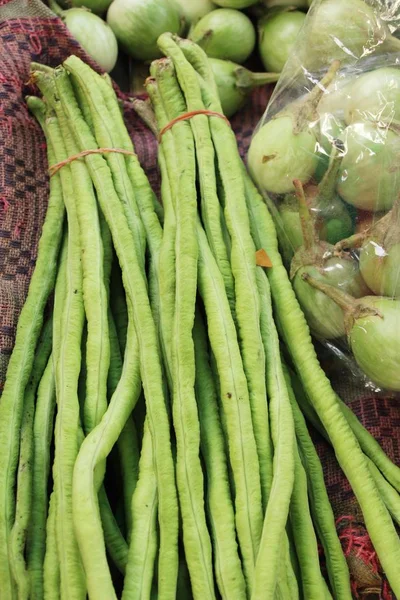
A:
[247, 0, 400, 393]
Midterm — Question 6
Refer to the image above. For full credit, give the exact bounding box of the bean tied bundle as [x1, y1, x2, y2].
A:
[0, 33, 400, 600]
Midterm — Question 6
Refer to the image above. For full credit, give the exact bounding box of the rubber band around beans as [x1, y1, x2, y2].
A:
[48, 148, 138, 176]
[158, 109, 231, 141]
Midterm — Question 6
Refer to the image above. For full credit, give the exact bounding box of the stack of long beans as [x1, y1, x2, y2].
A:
[0, 33, 400, 600]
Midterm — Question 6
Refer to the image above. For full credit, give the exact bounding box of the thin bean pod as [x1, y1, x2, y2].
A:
[53, 71, 111, 441]
[338, 400, 400, 494]
[253, 268, 295, 599]
[107, 282, 140, 541]
[27, 354, 56, 600]
[98, 487, 129, 573]
[32, 89, 86, 598]
[157, 37, 235, 312]
[10, 319, 52, 599]
[9, 387, 35, 600]
[294, 377, 400, 497]
[197, 223, 262, 588]
[290, 447, 330, 599]
[193, 311, 246, 599]
[122, 421, 158, 600]
[72, 311, 141, 599]
[151, 57, 215, 599]
[65, 57, 146, 273]
[285, 374, 352, 599]
[56, 62, 178, 599]
[290, 373, 400, 540]
[146, 76, 262, 589]
[41, 229, 68, 600]
[242, 172, 400, 596]
[0, 96, 64, 598]
[144, 80, 178, 392]
[43, 491, 60, 600]
[160, 35, 272, 509]
[366, 460, 400, 527]
[93, 69, 161, 264]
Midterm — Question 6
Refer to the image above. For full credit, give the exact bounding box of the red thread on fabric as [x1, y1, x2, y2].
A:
[13, 221, 24, 239]
[40, 143, 47, 151]
[49, 147, 137, 176]
[158, 109, 230, 141]
[382, 580, 393, 600]
[0, 73, 20, 89]
[336, 515, 392, 597]
[0, 197, 10, 212]
[29, 34, 42, 55]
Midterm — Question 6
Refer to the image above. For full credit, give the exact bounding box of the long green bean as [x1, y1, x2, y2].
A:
[9, 318, 52, 599]
[253, 268, 295, 599]
[108, 300, 140, 542]
[366, 460, 400, 527]
[338, 400, 400, 493]
[122, 421, 158, 600]
[43, 491, 60, 600]
[242, 171, 400, 596]
[57, 62, 178, 599]
[9, 389, 34, 600]
[197, 223, 263, 588]
[160, 35, 272, 509]
[0, 97, 64, 599]
[290, 373, 400, 541]
[290, 448, 330, 599]
[65, 58, 146, 272]
[27, 354, 56, 600]
[98, 486, 129, 574]
[193, 311, 247, 599]
[146, 75, 262, 590]
[29, 85, 87, 599]
[158, 38, 234, 313]
[286, 375, 352, 599]
[152, 57, 215, 599]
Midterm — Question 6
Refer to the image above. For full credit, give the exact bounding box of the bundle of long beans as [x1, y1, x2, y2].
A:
[0, 33, 400, 600]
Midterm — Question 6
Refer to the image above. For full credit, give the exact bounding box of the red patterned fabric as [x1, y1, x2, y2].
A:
[0, 1, 398, 597]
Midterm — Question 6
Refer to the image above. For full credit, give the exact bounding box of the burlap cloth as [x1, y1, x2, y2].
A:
[0, 1, 399, 597]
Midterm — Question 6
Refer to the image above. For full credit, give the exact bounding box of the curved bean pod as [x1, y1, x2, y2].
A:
[57, 62, 178, 599]
[27, 353, 56, 600]
[43, 491, 60, 600]
[159, 35, 272, 509]
[0, 96, 64, 598]
[286, 377, 352, 599]
[122, 421, 158, 600]
[252, 268, 295, 599]
[10, 319, 52, 599]
[29, 87, 86, 599]
[243, 173, 400, 596]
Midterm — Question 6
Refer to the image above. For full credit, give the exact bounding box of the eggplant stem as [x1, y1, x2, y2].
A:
[48, 0, 64, 17]
[334, 232, 368, 253]
[314, 145, 343, 210]
[235, 68, 279, 90]
[301, 273, 359, 312]
[293, 179, 318, 251]
[300, 60, 340, 124]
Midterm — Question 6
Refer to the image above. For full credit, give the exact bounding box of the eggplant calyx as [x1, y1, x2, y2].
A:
[290, 242, 332, 280]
